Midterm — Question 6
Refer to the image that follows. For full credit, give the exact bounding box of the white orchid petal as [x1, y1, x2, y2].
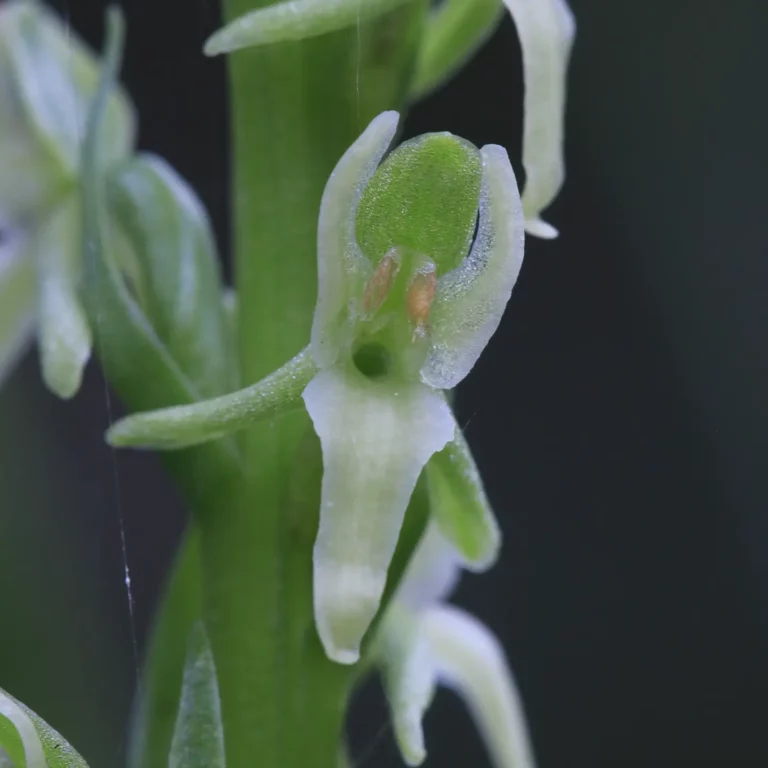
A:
[503, 0, 575, 237]
[303, 367, 454, 664]
[36, 194, 92, 399]
[312, 111, 399, 368]
[422, 605, 536, 768]
[395, 521, 463, 612]
[378, 608, 437, 766]
[422, 144, 525, 390]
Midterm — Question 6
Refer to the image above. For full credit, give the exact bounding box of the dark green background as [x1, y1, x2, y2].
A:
[1, 0, 767, 765]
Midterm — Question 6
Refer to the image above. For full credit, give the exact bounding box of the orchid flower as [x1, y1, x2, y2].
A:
[304, 109, 527, 662]
[108, 109, 526, 664]
[0, 0, 135, 397]
[377, 521, 535, 768]
[204, 0, 575, 239]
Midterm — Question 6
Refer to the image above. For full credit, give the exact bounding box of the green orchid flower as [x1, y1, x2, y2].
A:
[377, 521, 535, 768]
[108, 109, 526, 664]
[305, 110, 525, 662]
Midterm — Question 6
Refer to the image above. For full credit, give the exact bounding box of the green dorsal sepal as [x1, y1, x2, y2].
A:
[355, 133, 482, 275]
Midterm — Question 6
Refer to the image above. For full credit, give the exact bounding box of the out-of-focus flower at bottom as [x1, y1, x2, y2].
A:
[377, 523, 535, 768]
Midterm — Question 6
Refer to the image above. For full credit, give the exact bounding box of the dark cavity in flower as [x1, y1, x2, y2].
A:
[353, 342, 391, 380]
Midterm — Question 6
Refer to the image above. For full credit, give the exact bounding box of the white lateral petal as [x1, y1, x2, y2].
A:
[503, 0, 575, 237]
[303, 367, 454, 664]
[312, 111, 399, 368]
[378, 607, 437, 766]
[395, 520, 463, 612]
[422, 144, 525, 390]
[36, 194, 92, 399]
[423, 605, 536, 768]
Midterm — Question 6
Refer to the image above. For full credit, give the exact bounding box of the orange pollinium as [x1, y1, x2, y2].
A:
[363, 248, 401, 315]
[406, 266, 437, 332]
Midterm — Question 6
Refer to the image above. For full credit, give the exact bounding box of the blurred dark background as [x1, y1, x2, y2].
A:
[1, 0, 767, 765]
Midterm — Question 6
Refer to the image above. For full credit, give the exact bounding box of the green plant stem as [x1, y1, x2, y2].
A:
[195, 2, 429, 767]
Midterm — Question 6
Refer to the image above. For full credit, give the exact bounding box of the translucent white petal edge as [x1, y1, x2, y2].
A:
[423, 605, 536, 768]
[503, 0, 575, 235]
[422, 144, 525, 389]
[312, 111, 399, 368]
[0, 689, 46, 768]
[303, 367, 454, 663]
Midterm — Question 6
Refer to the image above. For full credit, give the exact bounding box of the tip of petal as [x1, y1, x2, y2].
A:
[203, 34, 227, 57]
[395, 714, 427, 766]
[524, 217, 559, 240]
[314, 561, 386, 665]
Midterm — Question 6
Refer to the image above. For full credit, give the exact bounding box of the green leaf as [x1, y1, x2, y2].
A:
[204, 0, 414, 56]
[421, 144, 525, 390]
[410, 0, 503, 100]
[0, 232, 35, 389]
[0, 687, 89, 768]
[503, 0, 575, 238]
[35, 194, 91, 399]
[427, 427, 500, 570]
[0, 0, 135, 220]
[168, 622, 225, 768]
[106, 347, 317, 450]
[109, 154, 234, 398]
[356, 133, 482, 274]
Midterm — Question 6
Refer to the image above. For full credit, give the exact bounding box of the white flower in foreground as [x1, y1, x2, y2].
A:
[303, 110, 525, 664]
[104, 108, 528, 668]
[378, 523, 535, 768]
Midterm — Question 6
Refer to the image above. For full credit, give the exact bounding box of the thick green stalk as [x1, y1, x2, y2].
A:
[197, 3, 428, 767]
